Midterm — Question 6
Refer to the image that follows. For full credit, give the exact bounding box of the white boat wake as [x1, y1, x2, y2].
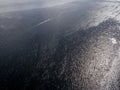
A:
[33, 18, 51, 27]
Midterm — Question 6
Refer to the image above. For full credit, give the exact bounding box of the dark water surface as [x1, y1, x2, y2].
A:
[0, 0, 120, 90]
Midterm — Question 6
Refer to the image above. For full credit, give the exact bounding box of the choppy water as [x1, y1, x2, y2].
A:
[0, 0, 120, 90]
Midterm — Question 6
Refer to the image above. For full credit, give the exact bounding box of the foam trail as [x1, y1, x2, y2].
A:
[34, 18, 51, 27]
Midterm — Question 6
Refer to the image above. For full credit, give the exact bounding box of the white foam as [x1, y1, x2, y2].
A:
[33, 18, 51, 28]
[110, 38, 117, 44]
